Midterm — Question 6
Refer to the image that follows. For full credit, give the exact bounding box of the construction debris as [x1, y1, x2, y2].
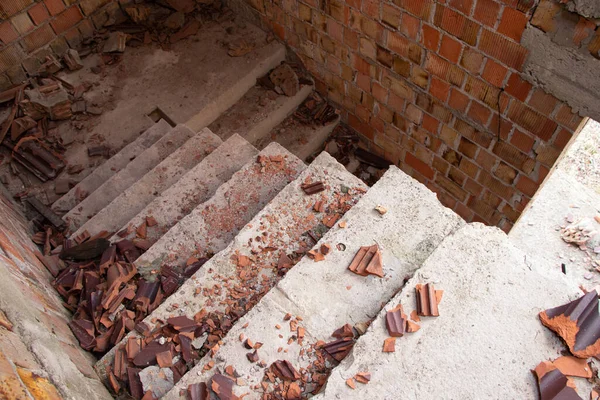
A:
[103, 32, 128, 53]
[534, 361, 583, 400]
[227, 39, 255, 57]
[354, 372, 371, 384]
[539, 290, 600, 358]
[294, 92, 337, 126]
[385, 308, 405, 337]
[415, 283, 441, 317]
[301, 181, 325, 195]
[552, 356, 592, 378]
[63, 49, 84, 71]
[347, 244, 384, 277]
[374, 205, 387, 215]
[382, 337, 396, 352]
[269, 64, 300, 97]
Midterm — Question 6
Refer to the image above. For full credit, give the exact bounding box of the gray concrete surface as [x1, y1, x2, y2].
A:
[258, 115, 340, 161]
[163, 166, 464, 399]
[209, 84, 313, 144]
[318, 223, 583, 400]
[72, 129, 222, 239]
[510, 169, 600, 291]
[96, 151, 367, 384]
[133, 142, 306, 276]
[564, 0, 600, 18]
[63, 125, 197, 232]
[115, 134, 258, 244]
[522, 26, 600, 123]
[51, 119, 171, 214]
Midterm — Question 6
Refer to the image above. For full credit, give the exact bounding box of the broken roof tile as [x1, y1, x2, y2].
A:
[346, 378, 356, 389]
[332, 324, 354, 339]
[385, 309, 405, 337]
[347, 244, 383, 277]
[301, 181, 325, 195]
[246, 350, 259, 363]
[210, 373, 235, 400]
[534, 361, 583, 400]
[406, 321, 420, 333]
[415, 283, 440, 317]
[271, 360, 301, 381]
[188, 382, 208, 400]
[382, 337, 396, 353]
[539, 291, 600, 358]
[354, 372, 371, 384]
[322, 338, 354, 361]
[552, 356, 592, 378]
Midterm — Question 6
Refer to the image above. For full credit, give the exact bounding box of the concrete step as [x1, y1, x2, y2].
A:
[95, 151, 368, 389]
[134, 142, 306, 278]
[62, 124, 197, 232]
[208, 83, 313, 145]
[255, 110, 339, 161]
[161, 166, 465, 399]
[115, 134, 259, 245]
[51, 119, 172, 214]
[70, 128, 223, 239]
[318, 224, 582, 399]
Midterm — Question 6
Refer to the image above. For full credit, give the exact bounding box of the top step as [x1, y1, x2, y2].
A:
[317, 223, 581, 399]
[51, 119, 171, 214]
[70, 128, 223, 239]
[62, 124, 197, 232]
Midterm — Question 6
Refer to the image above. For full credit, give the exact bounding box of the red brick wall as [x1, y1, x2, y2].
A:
[236, 0, 586, 232]
[0, 0, 118, 89]
[0, 189, 104, 398]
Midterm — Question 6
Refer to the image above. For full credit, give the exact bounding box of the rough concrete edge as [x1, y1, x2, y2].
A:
[52, 117, 166, 214]
[184, 42, 286, 132]
[0, 261, 112, 400]
[70, 128, 223, 239]
[245, 84, 314, 144]
[110, 133, 259, 243]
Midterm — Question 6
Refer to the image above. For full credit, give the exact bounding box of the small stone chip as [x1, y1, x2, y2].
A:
[375, 205, 387, 215]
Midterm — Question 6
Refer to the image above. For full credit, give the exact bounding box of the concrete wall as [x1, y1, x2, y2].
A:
[0, 187, 110, 399]
[230, 0, 591, 232]
[0, 0, 121, 89]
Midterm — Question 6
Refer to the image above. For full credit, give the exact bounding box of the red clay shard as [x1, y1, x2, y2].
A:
[385, 309, 405, 337]
[347, 244, 383, 277]
[415, 283, 440, 317]
[270, 360, 301, 381]
[539, 291, 600, 358]
[533, 361, 583, 400]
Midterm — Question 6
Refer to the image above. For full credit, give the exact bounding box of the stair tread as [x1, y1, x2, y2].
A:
[208, 83, 313, 144]
[317, 224, 580, 399]
[116, 133, 259, 244]
[71, 128, 223, 239]
[162, 166, 465, 399]
[95, 151, 368, 388]
[133, 142, 306, 277]
[256, 112, 339, 161]
[63, 124, 197, 232]
[51, 119, 171, 214]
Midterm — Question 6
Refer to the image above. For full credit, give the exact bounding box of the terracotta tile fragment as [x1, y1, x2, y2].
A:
[247, 350, 259, 363]
[146, 216, 158, 227]
[346, 378, 356, 389]
[415, 283, 440, 316]
[156, 350, 173, 368]
[322, 338, 354, 361]
[332, 324, 354, 339]
[136, 222, 147, 239]
[383, 337, 396, 352]
[354, 372, 371, 384]
[210, 373, 235, 400]
[322, 213, 341, 228]
[270, 360, 301, 381]
[385, 309, 405, 337]
[406, 321, 421, 333]
[301, 181, 325, 195]
[287, 382, 302, 399]
[338, 221, 347, 228]
[0, 309, 13, 331]
[410, 310, 421, 322]
[553, 356, 592, 378]
[320, 243, 331, 255]
[347, 244, 383, 277]
[313, 201, 325, 212]
[533, 361, 583, 400]
[539, 291, 600, 358]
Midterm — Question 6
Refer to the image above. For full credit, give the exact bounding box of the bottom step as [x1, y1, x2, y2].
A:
[319, 224, 581, 399]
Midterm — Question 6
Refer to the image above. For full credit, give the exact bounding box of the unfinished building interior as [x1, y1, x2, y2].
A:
[2, 0, 600, 398]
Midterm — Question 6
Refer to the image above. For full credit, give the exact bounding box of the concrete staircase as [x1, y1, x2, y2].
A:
[50, 22, 585, 400]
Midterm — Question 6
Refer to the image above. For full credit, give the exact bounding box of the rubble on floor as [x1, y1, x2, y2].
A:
[321, 123, 392, 187]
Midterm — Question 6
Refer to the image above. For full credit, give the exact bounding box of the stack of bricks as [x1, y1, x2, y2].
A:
[239, 0, 586, 232]
[0, 190, 102, 398]
[0, 0, 119, 90]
